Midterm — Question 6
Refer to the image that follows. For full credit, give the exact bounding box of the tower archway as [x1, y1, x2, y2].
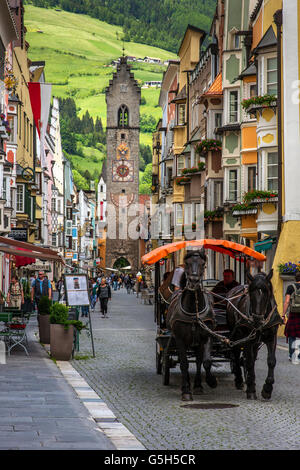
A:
[113, 257, 131, 270]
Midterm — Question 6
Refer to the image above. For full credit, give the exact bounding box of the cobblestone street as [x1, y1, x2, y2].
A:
[72, 289, 300, 450]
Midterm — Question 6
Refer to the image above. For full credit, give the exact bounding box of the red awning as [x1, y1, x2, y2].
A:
[0, 236, 64, 265]
[14, 248, 36, 268]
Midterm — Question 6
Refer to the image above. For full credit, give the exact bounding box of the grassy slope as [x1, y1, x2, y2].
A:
[25, 5, 176, 149]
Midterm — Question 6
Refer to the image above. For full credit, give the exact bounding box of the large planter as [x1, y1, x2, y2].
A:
[50, 324, 74, 361]
[279, 274, 296, 281]
[38, 314, 50, 344]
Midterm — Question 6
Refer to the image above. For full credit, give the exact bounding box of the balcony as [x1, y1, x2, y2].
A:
[242, 95, 277, 116]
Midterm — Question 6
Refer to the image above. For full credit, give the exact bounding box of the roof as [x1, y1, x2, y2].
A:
[253, 26, 277, 53]
[190, 128, 202, 143]
[178, 24, 206, 56]
[250, 0, 263, 23]
[141, 239, 266, 265]
[171, 85, 187, 103]
[239, 62, 256, 79]
[203, 73, 222, 97]
[100, 159, 107, 182]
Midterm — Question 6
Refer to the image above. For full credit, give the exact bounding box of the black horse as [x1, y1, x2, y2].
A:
[226, 269, 282, 400]
[166, 249, 217, 401]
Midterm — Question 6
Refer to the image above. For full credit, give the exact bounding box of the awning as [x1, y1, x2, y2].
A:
[0, 236, 64, 265]
[141, 239, 267, 265]
[254, 239, 275, 253]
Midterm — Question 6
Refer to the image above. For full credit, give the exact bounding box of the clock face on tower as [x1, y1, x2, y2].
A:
[117, 143, 130, 160]
[112, 160, 134, 182]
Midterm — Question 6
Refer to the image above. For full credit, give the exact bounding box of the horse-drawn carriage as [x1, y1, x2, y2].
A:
[141, 239, 282, 401]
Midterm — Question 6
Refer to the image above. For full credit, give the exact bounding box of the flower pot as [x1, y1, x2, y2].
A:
[279, 274, 296, 281]
[38, 314, 50, 344]
[50, 324, 74, 361]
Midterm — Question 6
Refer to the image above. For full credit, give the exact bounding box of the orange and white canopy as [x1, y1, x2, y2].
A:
[141, 239, 266, 266]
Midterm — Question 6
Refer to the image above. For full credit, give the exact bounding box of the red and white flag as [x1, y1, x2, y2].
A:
[28, 82, 52, 166]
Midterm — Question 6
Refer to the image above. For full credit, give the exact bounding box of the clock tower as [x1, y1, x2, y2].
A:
[105, 56, 141, 271]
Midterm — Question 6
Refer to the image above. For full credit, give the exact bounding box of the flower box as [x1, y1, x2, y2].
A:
[279, 274, 296, 281]
[242, 95, 277, 111]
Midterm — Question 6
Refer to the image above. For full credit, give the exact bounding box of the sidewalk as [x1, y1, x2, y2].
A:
[0, 317, 116, 450]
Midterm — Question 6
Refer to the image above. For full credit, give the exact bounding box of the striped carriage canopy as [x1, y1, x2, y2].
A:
[141, 239, 267, 266]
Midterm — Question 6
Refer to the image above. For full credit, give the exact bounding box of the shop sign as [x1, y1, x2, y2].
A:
[8, 228, 28, 241]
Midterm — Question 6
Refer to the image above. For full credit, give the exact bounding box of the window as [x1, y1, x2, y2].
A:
[250, 84, 257, 98]
[23, 112, 26, 147]
[267, 152, 278, 191]
[167, 167, 172, 186]
[177, 156, 185, 175]
[35, 220, 42, 241]
[267, 57, 277, 95]
[215, 112, 222, 129]
[228, 169, 238, 201]
[175, 204, 183, 225]
[57, 199, 61, 214]
[7, 115, 15, 143]
[177, 104, 186, 125]
[16, 184, 25, 212]
[214, 181, 223, 208]
[118, 105, 129, 128]
[248, 166, 257, 192]
[26, 117, 29, 151]
[51, 233, 57, 247]
[234, 34, 240, 49]
[51, 198, 56, 212]
[229, 91, 238, 123]
[35, 172, 42, 195]
[100, 185, 103, 192]
[2, 177, 6, 201]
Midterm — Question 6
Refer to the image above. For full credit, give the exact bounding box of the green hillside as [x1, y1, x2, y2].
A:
[25, 5, 177, 189]
[25, 0, 216, 53]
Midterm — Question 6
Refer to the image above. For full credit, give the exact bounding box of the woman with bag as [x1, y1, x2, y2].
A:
[97, 278, 111, 318]
[7, 276, 24, 310]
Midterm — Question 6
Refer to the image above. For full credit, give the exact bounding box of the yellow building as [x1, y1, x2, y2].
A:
[272, 0, 300, 325]
[11, 20, 37, 243]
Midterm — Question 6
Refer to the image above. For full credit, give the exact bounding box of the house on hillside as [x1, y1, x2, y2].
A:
[144, 56, 162, 64]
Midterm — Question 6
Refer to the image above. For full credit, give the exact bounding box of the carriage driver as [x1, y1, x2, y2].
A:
[211, 269, 240, 307]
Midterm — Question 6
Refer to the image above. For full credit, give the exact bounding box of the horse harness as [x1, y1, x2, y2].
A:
[167, 284, 282, 349]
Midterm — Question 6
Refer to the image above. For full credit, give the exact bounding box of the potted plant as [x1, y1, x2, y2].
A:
[278, 262, 300, 280]
[22, 279, 33, 313]
[50, 303, 86, 361]
[38, 295, 52, 344]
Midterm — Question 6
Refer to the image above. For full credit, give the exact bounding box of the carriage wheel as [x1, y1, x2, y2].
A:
[156, 344, 162, 375]
[162, 352, 170, 385]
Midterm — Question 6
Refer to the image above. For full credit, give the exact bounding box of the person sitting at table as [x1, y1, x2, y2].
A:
[7, 276, 24, 310]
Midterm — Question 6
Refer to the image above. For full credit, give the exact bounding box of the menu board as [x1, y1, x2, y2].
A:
[64, 274, 90, 306]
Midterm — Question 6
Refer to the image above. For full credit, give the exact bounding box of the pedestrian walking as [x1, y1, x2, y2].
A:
[7, 275, 24, 309]
[31, 271, 52, 313]
[282, 271, 300, 363]
[91, 277, 99, 310]
[97, 278, 111, 318]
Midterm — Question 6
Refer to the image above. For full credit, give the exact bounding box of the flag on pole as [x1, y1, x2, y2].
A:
[28, 82, 52, 167]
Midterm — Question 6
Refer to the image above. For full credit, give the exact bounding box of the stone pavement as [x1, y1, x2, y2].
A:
[72, 288, 300, 451]
[0, 316, 118, 450]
